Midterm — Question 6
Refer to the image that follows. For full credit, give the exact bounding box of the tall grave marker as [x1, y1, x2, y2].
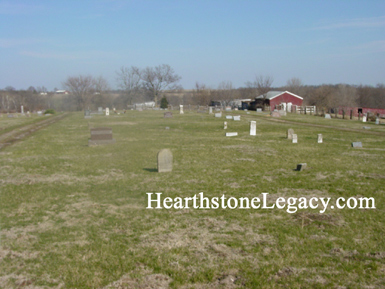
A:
[158, 149, 173, 172]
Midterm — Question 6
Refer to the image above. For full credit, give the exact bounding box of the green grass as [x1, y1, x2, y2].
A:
[1, 110, 384, 288]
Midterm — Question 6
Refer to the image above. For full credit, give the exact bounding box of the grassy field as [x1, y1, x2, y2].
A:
[1, 110, 384, 288]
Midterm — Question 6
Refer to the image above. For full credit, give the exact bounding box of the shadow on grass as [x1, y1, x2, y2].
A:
[143, 168, 158, 173]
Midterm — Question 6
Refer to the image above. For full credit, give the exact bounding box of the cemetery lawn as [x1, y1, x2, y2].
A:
[1, 110, 385, 288]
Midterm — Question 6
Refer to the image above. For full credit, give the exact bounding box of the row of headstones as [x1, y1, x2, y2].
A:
[287, 128, 322, 144]
[225, 120, 256, 137]
[288, 128, 363, 147]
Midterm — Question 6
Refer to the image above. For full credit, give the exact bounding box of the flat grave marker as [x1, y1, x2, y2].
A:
[352, 142, 362, 148]
[89, 127, 115, 146]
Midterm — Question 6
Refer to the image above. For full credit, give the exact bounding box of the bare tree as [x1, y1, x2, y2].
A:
[62, 75, 98, 110]
[216, 81, 236, 106]
[255, 75, 274, 96]
[192, 82, 211, 105]
[335, 84, 358, 107]
[116, 66, 142, 106]
[141, 64, 182, 106]
[286, 77, 303, 96]
[92, 76, 112, 108]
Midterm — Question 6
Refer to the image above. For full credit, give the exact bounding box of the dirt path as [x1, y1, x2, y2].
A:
[0, 113, 70, 150]
[257, 115, 385, 137]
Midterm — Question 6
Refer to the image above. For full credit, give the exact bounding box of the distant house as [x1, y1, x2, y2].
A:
[249, 91, 303, 111]
[55, 90, 69, 95]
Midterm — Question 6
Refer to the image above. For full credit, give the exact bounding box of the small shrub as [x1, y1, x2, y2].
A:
[160, 97, 169, 109]
[44, 109, 56, 114]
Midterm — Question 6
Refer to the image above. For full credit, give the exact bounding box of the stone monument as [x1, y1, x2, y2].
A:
[158, 149, 173, 173]
[250, 121, 256, 136]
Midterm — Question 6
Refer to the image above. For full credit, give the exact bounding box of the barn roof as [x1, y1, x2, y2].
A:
[255, 91, 303, 100]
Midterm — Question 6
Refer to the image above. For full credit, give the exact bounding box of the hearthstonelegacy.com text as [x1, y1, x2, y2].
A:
[146, 192, 376, 214]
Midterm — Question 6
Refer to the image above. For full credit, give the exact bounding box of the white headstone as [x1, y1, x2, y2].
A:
[224, 121, 227, 129]
[106, 107, 110, 116]
[21, 105, 24, 114]
[209, 107, 213, 114]
[226, 115, 233, 119]
[352, 142, 362, 148]
[233, 115, 241, 121]
[325, 114, 331, 119]
[215, 113, 222, 118]
[362, 116, 367, 122]
[157, 149, 173, 172]
[375, 118, 380, 125]
[318, 134, 323, 143]
[225, 106, 231, 111]
[287, 128, 294, 140]
[250, 121, 256, 136]
[292, 134, 298, 143]
[179, 105, 184, 114]
[226, 132, 238, 137]
[257, 108, 262, 113]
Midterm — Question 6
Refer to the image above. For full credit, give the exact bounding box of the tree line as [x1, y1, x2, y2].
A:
[1, 66, 384, 112]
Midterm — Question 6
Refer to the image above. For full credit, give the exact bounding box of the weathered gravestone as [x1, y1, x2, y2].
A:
[226, 132, 238, 137]
[106, 108, 110, 116]
[296, 163, 307, 171]
[209, 107, 213, 114]
[226, 115, 233, 120]
[84, 110, 91, 119]
[98, 107, 103, 114]
[257, 108, 262, 113]
[352, 142, 362, 148]
[157, 149, 173, 173]
[362, 116, 367, 122]
[363, 126, 371, 130]
[179, 105, 184, 114]
[271, 111, 281, 118]
[88, 127, 115, 146]
[324, 114, 331, 119]
[292, 134, 298, 143]
[224, 121, 227, 129]
[376, 118, 380, 125]
[225, 106, 232, 111]
[278, 110, 287, 116]
[287, 128, 294, 140]
[250, 121, 256, 136]
[233, 115, 241, 121]
[164, 112, 173, 118]
[318, 134, 323, 143]
[215, 113, 222, 118]
[21, 105, 24, 114]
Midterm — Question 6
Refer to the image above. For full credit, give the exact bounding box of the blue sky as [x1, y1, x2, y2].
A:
[1, 0, 384, 90]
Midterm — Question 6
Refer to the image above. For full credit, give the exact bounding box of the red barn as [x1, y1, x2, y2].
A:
[254, 91, 303, 111]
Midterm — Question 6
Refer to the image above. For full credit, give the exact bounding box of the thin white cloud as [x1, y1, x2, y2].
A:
[313, 16, 385, 30]
[0, 1, 45, 15]
[0, 38, 46, 48]
[20, 50, 119, 60]
[20, 51, 80, 60]
[353, 40, 385, 52]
